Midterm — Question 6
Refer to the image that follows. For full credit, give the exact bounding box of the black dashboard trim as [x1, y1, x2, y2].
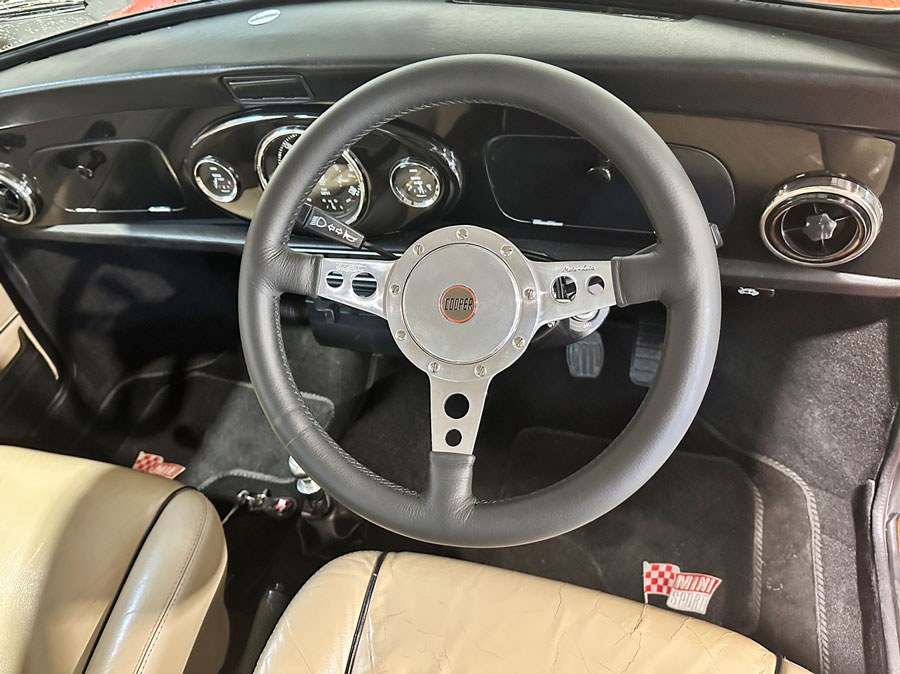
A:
[9, 222, 900, 298]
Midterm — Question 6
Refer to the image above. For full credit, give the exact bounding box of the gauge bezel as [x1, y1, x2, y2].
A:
[389, 157, 442, 209]
[193, 155, 240, 203]
[255, 126, 367, 225]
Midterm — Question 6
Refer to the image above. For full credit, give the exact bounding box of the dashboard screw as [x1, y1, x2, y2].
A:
[428, 362, 440, 373]
[390, 284, 401, 295]
[414, 244, 424, 256]
[456, 228, 468, 240]
[396, 330, 406, 341]
[501, 245, 513, 257]
[474, 365, 486, 378]
[513, 336, 525, 349]
[523, 287, 536, 301]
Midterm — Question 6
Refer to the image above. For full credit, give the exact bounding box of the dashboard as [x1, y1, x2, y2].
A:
[0, 0, 896, 301]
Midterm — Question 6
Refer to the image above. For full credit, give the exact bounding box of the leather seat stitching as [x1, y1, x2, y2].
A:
[132, 496, 211, 674]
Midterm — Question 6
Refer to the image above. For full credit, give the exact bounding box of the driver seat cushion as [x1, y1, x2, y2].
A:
[0, 445, 228, 674]
[254, 550, 812, 674]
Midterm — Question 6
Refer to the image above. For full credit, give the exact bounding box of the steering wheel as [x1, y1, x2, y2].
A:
[239, 54, 720, 548]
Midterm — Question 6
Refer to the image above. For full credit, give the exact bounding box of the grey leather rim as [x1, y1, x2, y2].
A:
[239, 54, 720, 547]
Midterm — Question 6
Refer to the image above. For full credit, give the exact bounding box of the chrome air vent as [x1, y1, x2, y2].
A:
[761, 174, 882, 267]
[0, 165, 39, 226]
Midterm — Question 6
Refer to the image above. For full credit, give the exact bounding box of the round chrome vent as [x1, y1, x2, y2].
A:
[0, 165, 39, 226]
[761, 173, 883, 267]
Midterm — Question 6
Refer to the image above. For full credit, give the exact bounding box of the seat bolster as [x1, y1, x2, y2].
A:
[85, 489, 228, 674]
[254, 551, 383, 674]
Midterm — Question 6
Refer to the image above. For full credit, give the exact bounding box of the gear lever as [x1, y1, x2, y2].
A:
[287, 456, 364, 555]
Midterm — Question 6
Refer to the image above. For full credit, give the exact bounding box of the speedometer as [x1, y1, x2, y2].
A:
[255, 126, 367, 224]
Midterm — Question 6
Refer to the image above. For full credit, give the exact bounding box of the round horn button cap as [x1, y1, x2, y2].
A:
[402, 243, 519, 364]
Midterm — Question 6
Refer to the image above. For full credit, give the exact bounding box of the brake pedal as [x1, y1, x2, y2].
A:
[630, 318, 665, 387]
[566, 332, 605, 379]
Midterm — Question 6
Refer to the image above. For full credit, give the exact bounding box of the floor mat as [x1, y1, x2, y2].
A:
[459, 427, 761, 635]
[115, 373, 333, 502]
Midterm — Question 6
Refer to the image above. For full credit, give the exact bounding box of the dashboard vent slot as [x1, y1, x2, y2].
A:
[0, 166, 38, 226]
[224, 73, 312, 104]
[760, 173, 882, 267]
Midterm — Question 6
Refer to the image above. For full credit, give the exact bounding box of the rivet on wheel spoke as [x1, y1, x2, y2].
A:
[523, 287, 536, 301]
[501, 245, 513, 257]
[474, 365, 486, 377]
[390, 283, 401, 295]
[513, 336, 525, 349]
[414, 244, 424, 256]
[428, 362, 440, 373]
[456, 228, 468, 240]
[396, 330, 406, 341]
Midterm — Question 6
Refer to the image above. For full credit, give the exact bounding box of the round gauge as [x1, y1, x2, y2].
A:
[390, 158, 441, 209]
[194, 156, 239, 203]
[255, 126, 366, 224]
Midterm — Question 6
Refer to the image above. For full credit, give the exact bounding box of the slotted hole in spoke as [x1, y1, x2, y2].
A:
[444, 393, 469, 419]
[445, 429, 462, 447]
[587, 275, 605, 295]
[551, 275, 577, 303]
[325, 271, 343, 288]
[352, 272, 377, 297]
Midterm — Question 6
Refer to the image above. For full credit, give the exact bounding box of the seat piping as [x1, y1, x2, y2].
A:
[81, 485, 194, 673]
[344, 551, 389, 674]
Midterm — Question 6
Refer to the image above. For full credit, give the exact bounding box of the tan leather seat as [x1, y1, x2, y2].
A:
[0, 445, 227, 674]
[254, 551, 812, 674]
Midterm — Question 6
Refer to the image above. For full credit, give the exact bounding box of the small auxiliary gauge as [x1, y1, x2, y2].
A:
[390, 158, 441, 209]
[194, 156, 239, 203]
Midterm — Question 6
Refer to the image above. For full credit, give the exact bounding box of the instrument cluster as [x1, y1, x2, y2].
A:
[186, 113, 461, 234]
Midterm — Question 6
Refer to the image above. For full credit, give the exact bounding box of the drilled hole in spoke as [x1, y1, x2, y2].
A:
[587, 275, 605, 295]
[352, 272, 377, 297]
[551, 275, 577, 303]
[444, 393, 469, 419]
[325, 271, 343, 288]
[445, 429, 462, 447]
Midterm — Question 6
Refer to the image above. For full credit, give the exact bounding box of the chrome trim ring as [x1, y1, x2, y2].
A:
[760, 173, 883, 267]
[389, 157, 442, 208]
[193, 156, 240, 203]
[255, 126, 367, 225]
[0, 165, 39, 226]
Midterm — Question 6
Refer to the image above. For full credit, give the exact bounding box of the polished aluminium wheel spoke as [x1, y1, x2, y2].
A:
[314, 256, 396, 319]
[276, 248, 396, 318]
[428, 374, 491, 455]
[528, 259, 616, 328]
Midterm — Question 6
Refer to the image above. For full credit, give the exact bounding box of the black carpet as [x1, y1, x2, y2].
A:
[459, 427, 761, 635]
[114, 373, 334, 502]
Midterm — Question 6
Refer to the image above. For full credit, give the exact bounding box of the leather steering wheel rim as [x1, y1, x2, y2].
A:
[239, 54, 721, 548]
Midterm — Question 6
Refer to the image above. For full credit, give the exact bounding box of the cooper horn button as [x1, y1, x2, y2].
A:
[401, 243, 520, 364]
[439, 285, 477, 323]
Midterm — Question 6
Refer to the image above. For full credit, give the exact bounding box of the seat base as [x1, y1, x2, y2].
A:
[255, 551, 810, 674]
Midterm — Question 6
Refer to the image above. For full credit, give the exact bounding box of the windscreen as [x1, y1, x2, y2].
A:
[0, 0, 200, 52]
